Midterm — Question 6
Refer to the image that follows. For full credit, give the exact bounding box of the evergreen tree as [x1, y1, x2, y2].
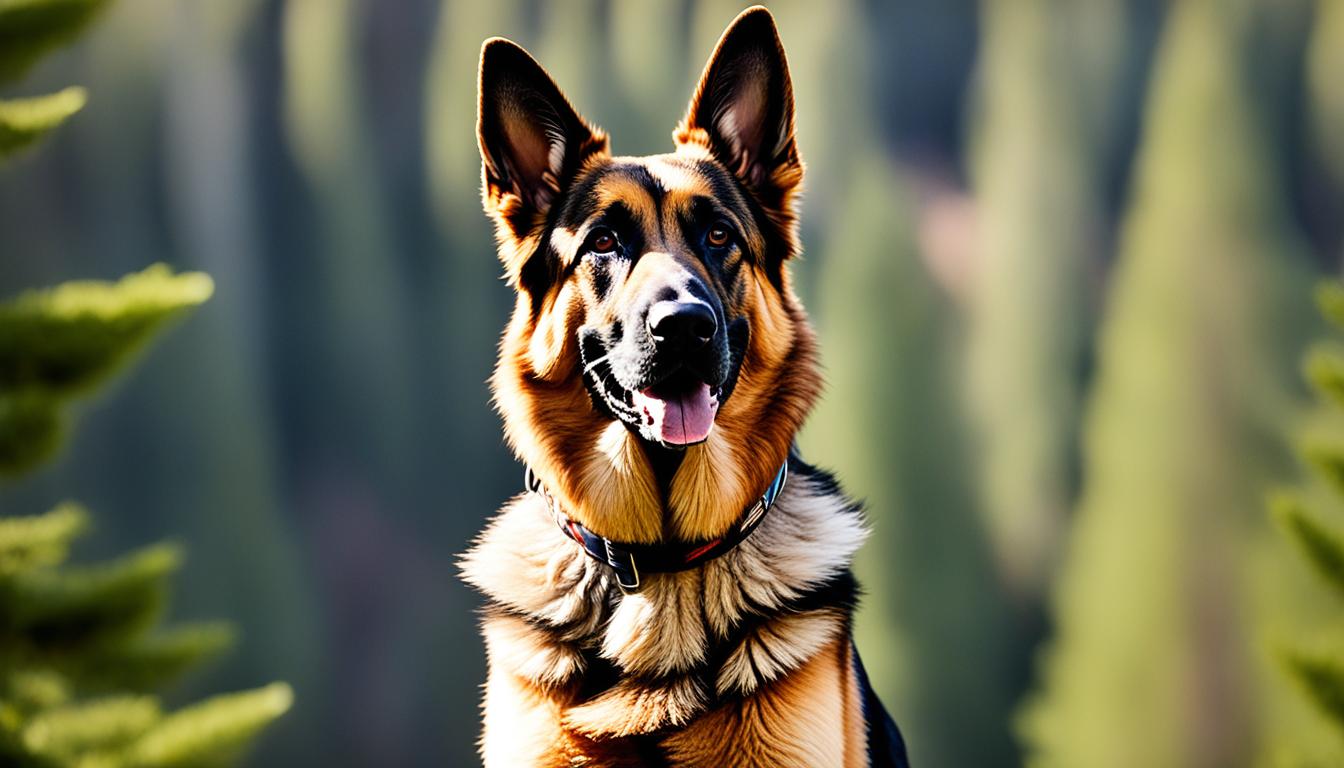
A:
[1019, 2, 1315, 765]
[2, 6, 292, 764]
[0, 267, 212, 477]
[0, 268, 292, 767]
[0, 0, 110, 157]
[1264, 282, 1344, 764]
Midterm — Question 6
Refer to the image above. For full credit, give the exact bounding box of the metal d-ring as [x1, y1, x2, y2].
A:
[604, 539, 641, 594]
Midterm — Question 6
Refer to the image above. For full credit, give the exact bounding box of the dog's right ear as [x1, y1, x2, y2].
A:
[477, 39, 608, 259]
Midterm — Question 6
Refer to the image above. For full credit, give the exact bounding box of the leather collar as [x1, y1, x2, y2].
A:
[525, 460, 789, 593]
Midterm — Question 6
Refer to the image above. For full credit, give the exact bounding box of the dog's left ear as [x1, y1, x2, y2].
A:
[676, 7, 802, 216]
[477, 38, 609, 259]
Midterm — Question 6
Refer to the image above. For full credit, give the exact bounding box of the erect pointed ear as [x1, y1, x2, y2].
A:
[675, 7, 802, 213]
[477, 38, 608, 244]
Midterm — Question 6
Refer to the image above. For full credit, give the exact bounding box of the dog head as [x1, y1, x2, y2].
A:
[478, 6, 821, 542]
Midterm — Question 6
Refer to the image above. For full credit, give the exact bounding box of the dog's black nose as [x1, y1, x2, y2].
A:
[647, 301, 717, 350]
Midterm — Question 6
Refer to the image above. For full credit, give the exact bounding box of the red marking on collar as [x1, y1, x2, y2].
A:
[683, 538, 722, 563]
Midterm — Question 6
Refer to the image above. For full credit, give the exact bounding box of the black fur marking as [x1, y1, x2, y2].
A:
[518, 237, 558, 310]
[630, 735, 672, 768]
[674, 196, 746, 307]
[590, 261, 612, 301]
[576, 651, 624, 702]
[556, 165, 617, 230]
[716, 253, 744, 300]
[787, 457, 871, 534]
[605, 569, 861, 692]
[555, 163, 664, 234]
[483, 597, 607, 644]
[579, 328, 641, 422]
[618, 163, 666, 215]
[854, 646, 912, 768]
[693, 159, 790, 289]
[595, 200, 642, 254]
[714, 318, 750, 407]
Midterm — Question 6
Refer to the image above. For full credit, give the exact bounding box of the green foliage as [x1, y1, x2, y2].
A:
[0, 502, 85, 575]
[1316, 283, 1344, 332]
[0, 0, 112, 157]
[122, 683, 293, 767]
[1273, 493, 1344, 599]
[0, 87, 86, 158]
[1271, 285, 1344, 755]
[0, 265, 214, 476]
[0, 264, 214, 395]
[1303, 441, 1344, 501]
[1282, 650, 1344, 732]
[1304, 346, 1344, 410]
[1019, 1, 1316, 765]
[0, 505, 291, 767]
[0, 0, 111, 84]
[2, 103, 288, 761]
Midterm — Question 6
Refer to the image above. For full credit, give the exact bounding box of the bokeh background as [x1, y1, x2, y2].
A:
[3, 0, 1343, 765]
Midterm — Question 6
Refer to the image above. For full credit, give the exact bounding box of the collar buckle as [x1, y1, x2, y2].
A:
[603, 539, 641, 594]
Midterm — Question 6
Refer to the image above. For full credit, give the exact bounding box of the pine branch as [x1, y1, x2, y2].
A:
[1317, 283, 1344, 333]
[122, 683, 293, 767]
[0, 87, 86, 158]
[1272, 493, 1344, 600]
[0, 0, 111, 84]
[1305, 345, 1344, 412]
[1283, 649, 1344, 731]
[0, 392, 61, 477]
[20, 694, 160, 761]
[0, 504, 87, 576]
[3, 543, 181, 657]
[1303, 441, 1344, 501]
[0, 264, 214, 396]
[4, 669, 71, 713]
[73, 623, 235, 692]
[0, 265, 213, 477]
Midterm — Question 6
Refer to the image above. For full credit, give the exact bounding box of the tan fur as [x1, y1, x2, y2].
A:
[660, 637, 861, 767]
[843, 641, 872, 768]
[481, 665, 650, 767]
[481, 639, 869, 768]
[493, 307, 665, 543]
[462, 473, 870, 751]
[668, 271, 817, 540]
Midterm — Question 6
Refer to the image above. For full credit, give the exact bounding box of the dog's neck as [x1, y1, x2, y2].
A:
[640, 440, 687, 504]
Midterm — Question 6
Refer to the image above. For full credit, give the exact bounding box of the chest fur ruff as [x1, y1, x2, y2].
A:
[460, 467, 868, 738]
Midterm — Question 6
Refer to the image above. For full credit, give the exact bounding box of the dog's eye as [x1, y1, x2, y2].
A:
[706, 223, 733, 249]
[586, 227, 618, 254]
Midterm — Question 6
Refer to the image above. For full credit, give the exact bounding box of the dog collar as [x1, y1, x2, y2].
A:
[524, 460, 789, 594]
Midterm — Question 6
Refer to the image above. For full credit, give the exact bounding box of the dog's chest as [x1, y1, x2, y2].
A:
[462, 473, 868, 739]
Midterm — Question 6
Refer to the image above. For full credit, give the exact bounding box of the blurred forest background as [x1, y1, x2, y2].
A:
[3, 0, 1343, 766]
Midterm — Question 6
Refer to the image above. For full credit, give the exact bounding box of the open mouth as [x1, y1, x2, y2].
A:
[579, 321, 747, 449]
[630, 369, 719, 446]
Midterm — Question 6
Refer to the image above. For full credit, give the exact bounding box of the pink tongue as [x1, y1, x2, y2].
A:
[633, 382, 718, 445]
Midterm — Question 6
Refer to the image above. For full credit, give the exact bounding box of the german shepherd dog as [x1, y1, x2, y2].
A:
[462, 7, 910, 766]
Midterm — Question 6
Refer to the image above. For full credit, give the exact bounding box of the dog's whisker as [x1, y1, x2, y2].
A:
[583, 358, 641, 418]
[582, 353, 611, 376]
